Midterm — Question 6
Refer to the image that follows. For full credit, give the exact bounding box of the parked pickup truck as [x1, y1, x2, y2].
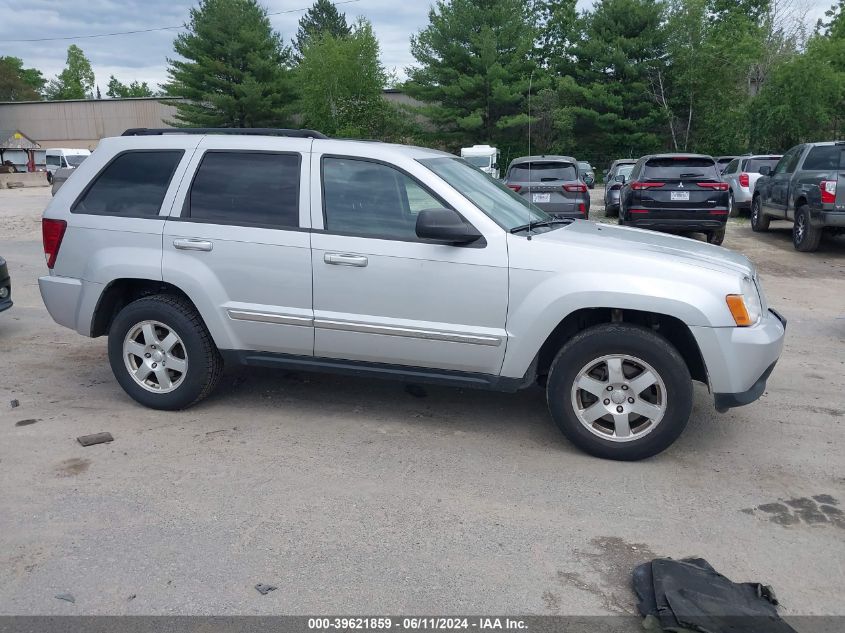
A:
[751, 141, 845, 251]
[39, 128, 786, 461]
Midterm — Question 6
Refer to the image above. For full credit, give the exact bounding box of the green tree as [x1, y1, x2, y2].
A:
[45, 45, 95, 100]
[298, 19, 399, 137]
[106, 75, 156, 98]
[165, 0, 296, 127]
[293, 0, 351, 60]
[553, 0, 666, 166]
[406, 0, 539, 156]
[0, 56, 45, 101]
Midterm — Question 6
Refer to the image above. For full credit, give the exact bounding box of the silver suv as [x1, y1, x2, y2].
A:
[39, 128, 786, 461]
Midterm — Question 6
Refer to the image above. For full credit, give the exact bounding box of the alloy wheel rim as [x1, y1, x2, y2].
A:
[795, 214, 805, 242]
[570, 354, 667, 443]
[123, 320, 188, 393]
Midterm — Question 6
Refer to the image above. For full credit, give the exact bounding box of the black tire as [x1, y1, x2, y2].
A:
[706, 227, 726, 245]
[792, 205, 822, 252]
[750, 196, 769, 232]
[728, 191, 739, 218]
[107, 294, 223, 410]
[46, 171, 53, 184]
[605, 204, 619, 218]
[546, 324, 693, 461]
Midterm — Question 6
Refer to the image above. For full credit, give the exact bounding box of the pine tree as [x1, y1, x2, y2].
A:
[406, 0, 539, 154]
[293, 0, 351, 60]
[165, 0, 296, 127]
[0, 57, 45, 101]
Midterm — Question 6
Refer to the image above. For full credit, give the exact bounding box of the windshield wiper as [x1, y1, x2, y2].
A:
[510, 218, 573, 234]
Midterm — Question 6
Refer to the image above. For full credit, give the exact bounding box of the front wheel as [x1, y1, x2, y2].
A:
[750, 196, 770, 232]
[107, 294, 223, 410]
[546, 324, 693, 461]
[793, 205, 822, 252]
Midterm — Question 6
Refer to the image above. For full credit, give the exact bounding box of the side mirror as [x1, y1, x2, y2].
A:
[759, 166, 771, 176]
[415, 208, 482, 245]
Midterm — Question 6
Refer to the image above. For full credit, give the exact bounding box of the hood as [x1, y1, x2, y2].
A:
[538, 221, 755, 277]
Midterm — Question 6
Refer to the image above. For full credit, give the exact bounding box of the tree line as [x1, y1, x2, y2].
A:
[1, 0, 843, 169]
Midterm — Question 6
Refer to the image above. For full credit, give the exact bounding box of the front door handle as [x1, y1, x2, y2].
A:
[173, 238, 213, 252]
[324, 253, 368, 267]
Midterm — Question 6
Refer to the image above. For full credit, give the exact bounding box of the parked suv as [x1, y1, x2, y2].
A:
[752, 141, 845, 252]
[619, 154, 730, 245]
[603, 161, 636, 217]
[504, 156, 590, 219]
[577, 161, 595, 188]
[39, 129, 786, 461]
[721, 155, 781, 217]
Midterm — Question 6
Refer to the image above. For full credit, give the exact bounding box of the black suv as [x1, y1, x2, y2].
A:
[752, 141, 845, 252]
[619, 154, 729, 244]
[0, 256, 11, 313]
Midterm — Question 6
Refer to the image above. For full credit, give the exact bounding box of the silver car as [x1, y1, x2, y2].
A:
[503, 155, 590, 219]
[39, 128, 785, 461]
[721, 155, 782, 217]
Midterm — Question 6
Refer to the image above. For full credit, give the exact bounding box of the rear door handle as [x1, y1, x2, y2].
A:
[173, 239, 213, 252]
[324, 253, 368, 267]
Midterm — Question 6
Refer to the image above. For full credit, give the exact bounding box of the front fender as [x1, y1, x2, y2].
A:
[500, 268, 732, 379]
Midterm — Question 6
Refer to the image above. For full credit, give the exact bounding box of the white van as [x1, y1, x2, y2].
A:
[460, 145, 500, 179]
[45, 148, 91, 181]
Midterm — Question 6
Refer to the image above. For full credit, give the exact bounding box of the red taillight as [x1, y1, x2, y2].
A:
[630, 181, 665, 190]
[563, 183, 587, 193]
[738, 172, 750, 188]
[507, 184, 521, 192]
[629, 209, 650, 214]
[697, 182, 729, 191]
[578, 202, 586, 213]
[820, 180, 836, 204]
[709, 210, 728, 215]
[42, 218, 67, 269]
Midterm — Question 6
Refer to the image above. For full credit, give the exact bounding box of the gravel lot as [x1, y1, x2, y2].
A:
[1, 186, 844, 618]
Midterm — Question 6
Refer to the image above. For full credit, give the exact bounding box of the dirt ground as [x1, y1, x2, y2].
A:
[1, 186, 843, 620]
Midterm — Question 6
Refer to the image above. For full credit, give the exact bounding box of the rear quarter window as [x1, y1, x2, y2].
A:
[642, 157, 719, 180]
[802, 146, 840, 171]
[508, 162, 577, 181]
[73, 150, 183, 217]
[745, 157, 781, 174]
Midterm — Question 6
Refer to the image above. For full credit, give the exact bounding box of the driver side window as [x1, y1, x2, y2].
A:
[322, 157, 442, 240]
[775, 147, 801, 175]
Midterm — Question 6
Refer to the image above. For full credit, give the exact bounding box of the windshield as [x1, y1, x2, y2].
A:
[464, 155, 491, 168]
[420, 157, 549, 230]
[66, 154, 87, 167]
[508, 161, 577, 182]
[578, 162, 592, 172]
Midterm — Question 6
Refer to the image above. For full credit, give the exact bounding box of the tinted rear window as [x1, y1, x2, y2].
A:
[744, 157, 780, 173]
[802, 146, 840, 171]
[508, 162, 577, 181]
[73, 150, 183, 216]
[188, 152, 300, 227]
[643, 157, 719, 180]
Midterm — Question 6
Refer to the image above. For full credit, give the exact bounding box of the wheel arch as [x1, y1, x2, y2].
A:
[91, 278, 199, 338]
[532, 307, 709, 388]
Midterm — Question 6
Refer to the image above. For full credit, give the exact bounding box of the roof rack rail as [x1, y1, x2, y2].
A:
[122, 127, 328, 139]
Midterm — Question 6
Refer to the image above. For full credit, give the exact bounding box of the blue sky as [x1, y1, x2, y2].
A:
[0, 0, 833, 93]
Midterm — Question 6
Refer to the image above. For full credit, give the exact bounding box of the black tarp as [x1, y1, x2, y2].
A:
[632, 557, 797, 633]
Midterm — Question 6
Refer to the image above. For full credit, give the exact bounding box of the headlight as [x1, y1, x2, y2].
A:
[726, 276, 762, 326]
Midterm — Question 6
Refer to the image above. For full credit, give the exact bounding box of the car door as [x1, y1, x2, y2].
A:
[765, 146, 802, 218]
[162, 135, 314, 356]
[309, 147, 509, 376]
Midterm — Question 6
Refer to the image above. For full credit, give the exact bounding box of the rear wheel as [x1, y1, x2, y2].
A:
[546, 324, 693, 461]
[706, 228, 726, 245]
[793, 205, 822, 252]
[728, 191, 739, 218]
[750, 196, 769, 232]
[107, 294, 222, 410]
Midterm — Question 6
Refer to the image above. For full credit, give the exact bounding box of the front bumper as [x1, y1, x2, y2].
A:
[690, 308, 786, 410]
[0, 258, 11, 313]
